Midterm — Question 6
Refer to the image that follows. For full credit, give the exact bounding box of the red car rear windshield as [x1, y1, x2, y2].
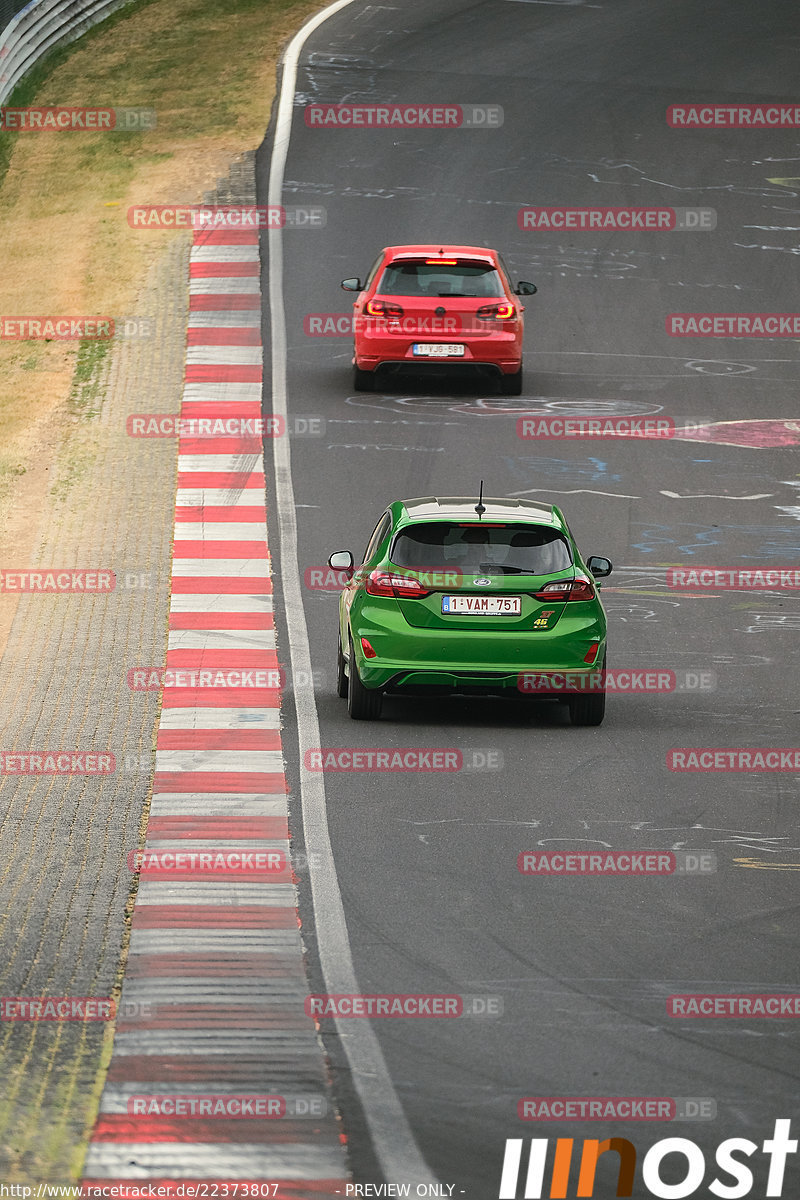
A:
[389, 523, 572, 575]
[376, 261, 505, 299]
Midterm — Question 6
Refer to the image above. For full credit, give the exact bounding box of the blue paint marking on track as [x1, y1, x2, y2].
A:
[502, 454, 623, 485]
[630, 521, 800, 558]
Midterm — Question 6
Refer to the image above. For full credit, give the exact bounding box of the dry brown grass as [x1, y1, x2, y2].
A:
[0, 0, 323, 532]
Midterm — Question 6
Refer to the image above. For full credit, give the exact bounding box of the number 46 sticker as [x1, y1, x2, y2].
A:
[533, 610, 555, 629]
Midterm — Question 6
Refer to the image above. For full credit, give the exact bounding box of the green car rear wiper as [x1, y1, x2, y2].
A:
[476, 563, 534, 575]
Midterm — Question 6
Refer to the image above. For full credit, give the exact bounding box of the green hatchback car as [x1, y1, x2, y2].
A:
[328, 495, 613, 724]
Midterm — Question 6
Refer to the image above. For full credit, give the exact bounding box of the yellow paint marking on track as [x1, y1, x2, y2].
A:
[734, 857, 800, 871]
[766, 177, 800, 187]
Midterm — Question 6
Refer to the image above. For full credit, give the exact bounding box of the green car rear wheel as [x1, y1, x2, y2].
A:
[336, 633, 348, 698]
[346, 636, 383, 720]
[568, 656, 606, 726]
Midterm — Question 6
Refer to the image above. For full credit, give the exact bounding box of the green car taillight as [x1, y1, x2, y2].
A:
[365, 569, 431, 599]
[533, 576, 595, 602]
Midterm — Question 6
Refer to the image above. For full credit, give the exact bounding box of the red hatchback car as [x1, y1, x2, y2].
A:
[341, 244, 536, 394]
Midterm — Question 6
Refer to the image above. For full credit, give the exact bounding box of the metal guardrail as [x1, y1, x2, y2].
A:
[0, 0, 134, 104]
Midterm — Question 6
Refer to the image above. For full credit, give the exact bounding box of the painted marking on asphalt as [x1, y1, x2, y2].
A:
[189, 277, 261, 294]
[734, 858, 800, 871]
[158, 706, 280, 728]
[510, 487, 640, 498]
[187, 327, 262, 345]
[190, 246, 261, 262]
[155, 720, 281, 748]
[173, 509, 268, 526]
[190, 261, 260, 277]
[190, 291, 261, 308]
[170, 559, 271, 577]
[182, 380, 263, 399]
[134, 881, 295, 905]
[147, 796, 287, 817]
[674, 419, 800, 449]
[659, 490, 774, 500]
[186, 345, 264, 364]
[171, 523, 269, 540]
[178, 453, 263, 471]
[506, 0, 602, 5]
[167, 595, 273, 614]
[188, 310, 262, 327]
[185, 365, 263, 383]
[85, 1143, 345, 1178]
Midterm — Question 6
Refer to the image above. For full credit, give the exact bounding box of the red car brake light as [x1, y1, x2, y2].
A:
[366, 570, 431, 599]
[366, 299, 404, 318]
[476, 301, 515, 319]
[533, 576, 595, 602]
[425, 258, 457, 264]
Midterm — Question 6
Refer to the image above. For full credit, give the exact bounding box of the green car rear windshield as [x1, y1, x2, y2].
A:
[389, 522, 572, 575]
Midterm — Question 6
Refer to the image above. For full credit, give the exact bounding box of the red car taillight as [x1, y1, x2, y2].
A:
[476, 301, 515, 319]
[533, 576, 596, 602]
[366, 299, 404, 318]
[365, 570, 430, 599]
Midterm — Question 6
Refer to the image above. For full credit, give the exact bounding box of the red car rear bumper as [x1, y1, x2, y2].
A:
[354, 327, 522, 375]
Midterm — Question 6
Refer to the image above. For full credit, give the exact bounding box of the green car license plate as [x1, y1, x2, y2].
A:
[441, 594, 522, 616]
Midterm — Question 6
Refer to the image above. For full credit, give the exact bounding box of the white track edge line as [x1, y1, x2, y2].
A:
[268, 0, 439, 1187]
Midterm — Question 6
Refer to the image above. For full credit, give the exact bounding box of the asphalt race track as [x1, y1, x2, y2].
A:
[257, 0, 800, 1195]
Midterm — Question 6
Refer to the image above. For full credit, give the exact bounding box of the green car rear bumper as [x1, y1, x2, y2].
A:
[347, 598, 606, 691]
